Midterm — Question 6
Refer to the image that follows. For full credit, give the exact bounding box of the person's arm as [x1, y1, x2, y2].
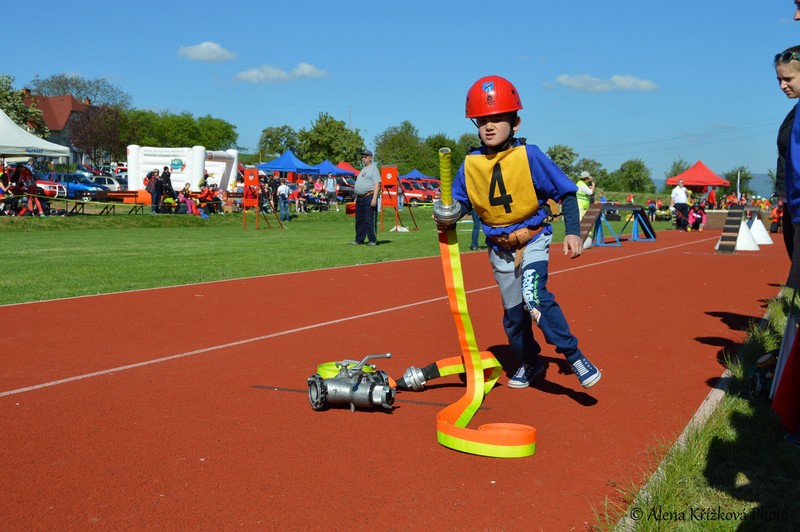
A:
[560, 193, 584, 258]
[370, 169, 381, 206]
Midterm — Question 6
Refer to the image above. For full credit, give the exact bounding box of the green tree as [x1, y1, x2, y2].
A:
[609, 159, 655, 193]
[422, 133, 463, 178]
[161, 112, 201, 147]
[297, 112, 364, 164]
[121, 109, 163, 147]
[258, 125, 298, 161]
[197, 115, 238, 151]
[70, 105, 127, 164]
[0, 74, 48, 137]
[574, 158, 608, 183]
[661, 157, 691, 193]
[119, 110, 237, 151]
[29, 73, 132, 108]
[374, 121, 427, 173]
[546, 144, 579, 177]
[722, 166, 754, 197]
[457, 132, 480, 154]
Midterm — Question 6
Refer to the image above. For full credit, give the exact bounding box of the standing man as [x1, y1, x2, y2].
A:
[146, 167, 161, 214]
[161, 166, 174, 201]
[350, 149, 381, 246]
[277, 178, 291, 222]
[325, 172, 339, 212]
[795, 0, 800, 20]
[268, 174, 280, 213]
[576, 171, 595, 220]
[707, 186, 717, 210]
[671, 178, 690, 231]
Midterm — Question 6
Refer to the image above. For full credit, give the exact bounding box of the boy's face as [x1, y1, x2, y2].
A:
[475, 113, 520, 148]
[777, 61, 800, 99]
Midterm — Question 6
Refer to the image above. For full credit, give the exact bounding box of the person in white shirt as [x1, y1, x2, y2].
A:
[276, 179, 291, 222]
[670, 179, 690, 231]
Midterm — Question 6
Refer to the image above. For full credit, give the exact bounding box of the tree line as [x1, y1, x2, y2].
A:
[1, 74, 237, 165]
[1, 72, 762, 196]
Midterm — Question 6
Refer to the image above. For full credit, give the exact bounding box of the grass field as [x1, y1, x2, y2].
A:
[0, 206, 673, 305]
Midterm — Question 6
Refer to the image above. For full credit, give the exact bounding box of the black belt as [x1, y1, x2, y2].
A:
[357, 192, 373, 198]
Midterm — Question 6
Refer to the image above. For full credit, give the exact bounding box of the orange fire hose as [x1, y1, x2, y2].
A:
[433, 148, 536, 458]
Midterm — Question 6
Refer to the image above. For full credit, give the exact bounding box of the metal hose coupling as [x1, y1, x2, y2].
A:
[397, 366, 427, 391]
[395, 362, 440, 391]
[433, 199, 462, 227]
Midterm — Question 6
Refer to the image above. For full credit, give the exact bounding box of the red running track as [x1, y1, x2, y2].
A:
[0, 229, 787, 529]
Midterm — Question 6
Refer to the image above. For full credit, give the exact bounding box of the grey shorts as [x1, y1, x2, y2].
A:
[488, 234, 551, 310]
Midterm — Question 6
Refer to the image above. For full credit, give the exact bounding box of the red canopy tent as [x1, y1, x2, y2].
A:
[337, 161, 359, 176]
[665, 160, 730, 187]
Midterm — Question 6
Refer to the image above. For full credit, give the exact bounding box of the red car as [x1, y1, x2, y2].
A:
[382, 179, 436, 206]
[3, 164, 66, 198]
[36, 179, 67, 198]
[419, 178, 440, 192]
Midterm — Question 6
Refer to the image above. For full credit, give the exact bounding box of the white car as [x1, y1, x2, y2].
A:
[90, 175, 128, 191]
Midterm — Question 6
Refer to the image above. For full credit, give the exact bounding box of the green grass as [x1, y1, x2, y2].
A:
[0, 208, 438, 304]
[0, 208, 673, 305]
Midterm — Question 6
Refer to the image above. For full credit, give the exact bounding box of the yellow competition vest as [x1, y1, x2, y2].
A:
[464, 145, 539, 226]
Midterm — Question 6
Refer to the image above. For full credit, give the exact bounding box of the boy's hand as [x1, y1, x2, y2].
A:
[433, 199, 462, 233]
[563, 234, 583, 258]
[433, 215, 455, 233]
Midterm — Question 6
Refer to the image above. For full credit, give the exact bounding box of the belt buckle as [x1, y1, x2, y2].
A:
[493, 235, 512, 250]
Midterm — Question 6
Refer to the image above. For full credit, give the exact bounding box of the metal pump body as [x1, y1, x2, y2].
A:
[307, 353, 395, 412]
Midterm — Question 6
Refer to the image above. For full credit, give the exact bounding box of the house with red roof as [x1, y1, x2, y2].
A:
[23, 88, 90, 163]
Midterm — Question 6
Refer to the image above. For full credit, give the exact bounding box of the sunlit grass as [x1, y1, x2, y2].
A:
[594, 293, 800, 531]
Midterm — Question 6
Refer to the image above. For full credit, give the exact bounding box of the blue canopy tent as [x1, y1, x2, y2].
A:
[400, 168, 434, 180]
[311, 159, 355, 176]
[257, 150, 319, 175]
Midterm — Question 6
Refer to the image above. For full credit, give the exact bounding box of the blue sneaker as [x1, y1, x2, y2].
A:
[508, 361, 545, 389]
[571, 355, 601, 388]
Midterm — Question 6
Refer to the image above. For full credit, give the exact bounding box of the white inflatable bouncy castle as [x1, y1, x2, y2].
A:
[127, 145, 238, 192]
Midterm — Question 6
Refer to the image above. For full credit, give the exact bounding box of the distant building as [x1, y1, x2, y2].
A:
[23, 88, 90, 164]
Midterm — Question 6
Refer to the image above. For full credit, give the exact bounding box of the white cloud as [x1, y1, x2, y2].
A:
[555, 74, 657, 93]
[235, 62, 329, 83]
[178, 41, 236, 63]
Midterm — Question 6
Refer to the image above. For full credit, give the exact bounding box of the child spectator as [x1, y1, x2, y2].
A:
[179, 183, 201, 215]
[688, 203, 706, 231]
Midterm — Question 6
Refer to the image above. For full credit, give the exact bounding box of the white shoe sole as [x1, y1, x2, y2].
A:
[507, 365, 544, 389]
[580, 371, 602, 389]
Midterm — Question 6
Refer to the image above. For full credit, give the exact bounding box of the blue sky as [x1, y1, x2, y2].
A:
[6, 1, 800, 188]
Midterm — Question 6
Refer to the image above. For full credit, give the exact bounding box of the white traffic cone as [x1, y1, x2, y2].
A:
[735, 220, 760, 251]
[748, 218, 773, 245]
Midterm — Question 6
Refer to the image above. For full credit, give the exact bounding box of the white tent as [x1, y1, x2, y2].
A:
[0, 108, 69, 158]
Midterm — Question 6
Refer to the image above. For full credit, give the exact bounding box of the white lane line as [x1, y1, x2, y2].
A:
[0, 237, 716, 398]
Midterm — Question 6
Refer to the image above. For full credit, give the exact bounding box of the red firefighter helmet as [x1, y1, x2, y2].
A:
[465, 75, 523, 118]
